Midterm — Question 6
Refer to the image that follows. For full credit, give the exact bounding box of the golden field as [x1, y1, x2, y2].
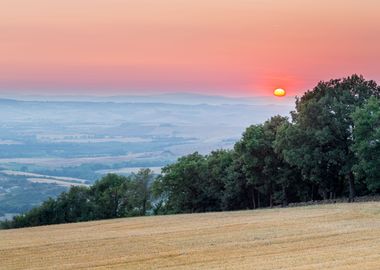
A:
[1, 202, 380, 270]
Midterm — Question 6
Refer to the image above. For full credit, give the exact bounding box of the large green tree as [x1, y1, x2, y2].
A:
[277, 75, 380, 201]
[263, 116, 302, 206]
[221, 151, 252, 210]
[234, 124, 267, 208]
[90, 174, 131, 219]
[152, 152, 208, 213]
[152, 150, 235, 213]
[236, 116, 302, 208]
[129, 169, 154, 216]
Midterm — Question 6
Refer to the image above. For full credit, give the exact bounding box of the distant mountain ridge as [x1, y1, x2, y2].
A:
[0, 93, 295, 106]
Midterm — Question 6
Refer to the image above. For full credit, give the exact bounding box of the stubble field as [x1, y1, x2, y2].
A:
[1, 202, 380, 269]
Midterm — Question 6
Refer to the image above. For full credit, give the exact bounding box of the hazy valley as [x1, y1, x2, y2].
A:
[0, 94, 294, 219]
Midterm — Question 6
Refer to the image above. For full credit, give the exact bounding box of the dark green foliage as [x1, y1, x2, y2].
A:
[276, 75, 380, 201]
[235, 124, 268, 209]
[128, 168, 154, 216]
[352, 97, 380, 192]
[206, 150, 234, 210]
[152, 152, 208, 213]
[89, 174, 129, 219]
[152, 150, 235, 214]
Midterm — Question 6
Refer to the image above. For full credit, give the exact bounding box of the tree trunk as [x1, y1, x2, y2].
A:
[142, 197, 147, 216]
[257, 191, 261, 208]
[269, 193, 273, 208]
[311, 184, 314, 201]
[348, 172, 355, 202]
[113, 190, 119, 218]
[252, 187, 256, 209]
[282, 184, 288, 207]
[323, 190, 328, 200]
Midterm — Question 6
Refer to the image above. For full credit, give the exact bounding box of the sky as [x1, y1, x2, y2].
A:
[1, 0, 380, 97]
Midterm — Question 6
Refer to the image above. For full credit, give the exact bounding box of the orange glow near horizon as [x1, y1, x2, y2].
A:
[0, 0, 380, 96]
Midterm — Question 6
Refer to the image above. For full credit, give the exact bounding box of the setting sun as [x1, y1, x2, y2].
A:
[274, 88, 286, 97]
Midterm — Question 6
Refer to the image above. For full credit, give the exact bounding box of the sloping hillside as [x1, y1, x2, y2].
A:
[1, 202, 380, 269]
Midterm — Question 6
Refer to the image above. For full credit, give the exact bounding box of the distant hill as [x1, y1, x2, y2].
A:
[0, 95, 294, 124]
[0, 92, 296, 105]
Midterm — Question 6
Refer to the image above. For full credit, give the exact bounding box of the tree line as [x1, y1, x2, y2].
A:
[0, 170, 153, 229]
[1, 75, 380, 229]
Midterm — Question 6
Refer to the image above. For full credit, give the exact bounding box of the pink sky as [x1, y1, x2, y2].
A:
[1, 0, 379, 97]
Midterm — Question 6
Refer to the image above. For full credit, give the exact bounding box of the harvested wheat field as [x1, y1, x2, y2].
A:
[1, 202, 380, 270]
